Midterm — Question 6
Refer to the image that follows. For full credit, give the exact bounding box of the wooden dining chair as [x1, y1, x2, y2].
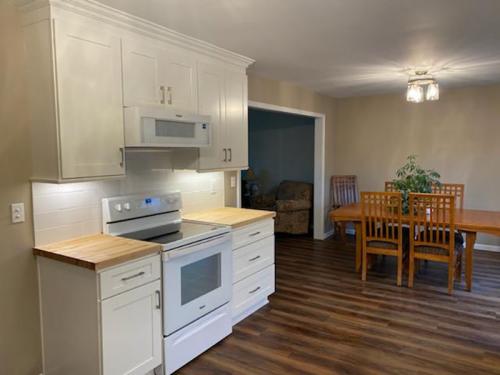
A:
[361, 192, 404, 286]
[331, 175, 358, 240]
[408, 193, 463, 295]
[385, 181, 396, 192]
[432, 183, 465, 209]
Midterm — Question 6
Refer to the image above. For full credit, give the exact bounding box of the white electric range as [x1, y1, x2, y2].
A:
[102, 192, 232, 374]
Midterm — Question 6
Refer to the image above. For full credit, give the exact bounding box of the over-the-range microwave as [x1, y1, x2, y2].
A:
[124, 106, 211, 148]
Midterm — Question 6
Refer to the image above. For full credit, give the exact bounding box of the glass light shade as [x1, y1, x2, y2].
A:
[406, 83, 424, 103]
[426, 82, 439, 101]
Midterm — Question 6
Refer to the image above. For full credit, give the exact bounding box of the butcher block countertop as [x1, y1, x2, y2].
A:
[183, 207, 275, 228]
[33, 234, 162, 271]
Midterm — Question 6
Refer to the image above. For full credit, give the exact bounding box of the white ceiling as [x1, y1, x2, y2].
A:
[97, 0, 500, 97]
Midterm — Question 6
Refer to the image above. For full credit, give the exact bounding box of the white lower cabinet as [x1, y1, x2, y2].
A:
[101, 280, 162, 375]
[231, 220, 276, 325]
[37, 254, 162, 375]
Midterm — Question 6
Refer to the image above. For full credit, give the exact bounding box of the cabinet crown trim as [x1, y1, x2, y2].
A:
[19, 0, 255, 68]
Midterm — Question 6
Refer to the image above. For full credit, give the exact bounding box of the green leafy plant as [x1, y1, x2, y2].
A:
[392, 155, 441, 213]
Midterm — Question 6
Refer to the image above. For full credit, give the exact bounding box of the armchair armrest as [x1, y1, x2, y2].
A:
[276, 199, 312, 212]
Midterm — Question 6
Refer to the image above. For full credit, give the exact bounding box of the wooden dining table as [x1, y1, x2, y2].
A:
[330, 203, 500, 291]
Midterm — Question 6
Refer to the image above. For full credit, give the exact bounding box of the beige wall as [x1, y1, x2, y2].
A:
[247, 73, 336, 233]
[0, 1, 43, 374]
[334, 84, 500, 246]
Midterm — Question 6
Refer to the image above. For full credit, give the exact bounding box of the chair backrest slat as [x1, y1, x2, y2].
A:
[331, 175, 358, 208]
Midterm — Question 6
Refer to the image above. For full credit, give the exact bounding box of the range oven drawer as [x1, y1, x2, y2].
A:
[164, 303, 231, 375]
[233, 235, 274, 283]
[99, 254, 161, 300]
[232, 218, 274, 250]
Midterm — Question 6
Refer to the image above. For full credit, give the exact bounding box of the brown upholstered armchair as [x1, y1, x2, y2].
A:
[252, 180, 313, 234]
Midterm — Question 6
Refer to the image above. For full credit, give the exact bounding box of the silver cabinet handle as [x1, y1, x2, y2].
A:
[121, 271, 145, 282]
[119, 147, 125, 167]
[249, 231, 261, 237]
[160, 85, 166, 104]
[249, 286, 261, 294]
[223, 148, 227, 162]
[199, 304, 206, 310]
[248, 255, 261, 262]
[228, 148, 232, 162]
[167, 86, 173, 105]
[155, 290, 161, 310]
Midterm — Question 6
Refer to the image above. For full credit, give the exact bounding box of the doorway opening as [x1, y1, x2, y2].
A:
[240, 101, 326, 240]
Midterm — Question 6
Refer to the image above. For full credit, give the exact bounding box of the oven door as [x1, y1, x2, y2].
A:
[162, 233, 232, 336]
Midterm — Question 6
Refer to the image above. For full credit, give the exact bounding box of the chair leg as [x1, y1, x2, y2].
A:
[408, 256, 415, 288]
[339, 222, 347, 242]
[397, 253, 403, 287]
[455, 253, 463, 282]
[361, 247, 367, 282]
[448, 261, 454, 295]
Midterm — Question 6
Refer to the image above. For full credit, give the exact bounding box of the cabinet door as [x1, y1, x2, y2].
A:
[54, 20, 125, 179]
[224, 70, 248, 169]
[197, 62, 226, 170]
[101, 280, 162, 375]
[162, 49, 197, 112]
[122, 39, 163, 107]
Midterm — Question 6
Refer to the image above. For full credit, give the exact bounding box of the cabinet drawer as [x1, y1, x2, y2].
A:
[232, 219, 274, 250]
[99, 254, 161, 299]
[232, 264, 275, 320]
[233, 236, 274, 283]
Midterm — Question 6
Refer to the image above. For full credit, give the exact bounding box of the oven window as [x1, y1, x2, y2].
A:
[155, 120, 195, 138]
[180, 253, 221, 305]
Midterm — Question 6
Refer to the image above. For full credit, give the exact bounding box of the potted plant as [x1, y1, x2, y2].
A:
[391, 155, 441, 214]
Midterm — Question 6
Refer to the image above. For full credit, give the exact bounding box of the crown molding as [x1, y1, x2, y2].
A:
[19, 0, 255, 68]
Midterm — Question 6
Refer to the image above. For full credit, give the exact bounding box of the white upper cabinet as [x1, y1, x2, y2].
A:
[197, 61, 226, 170]
[122, 38, 197, 112]
[224, 70, 248, 169]
[22, 0, 253, 181]
[122, 40, 163, 107]
[55, 20, 125, 179]
[163, 49, 198, 113]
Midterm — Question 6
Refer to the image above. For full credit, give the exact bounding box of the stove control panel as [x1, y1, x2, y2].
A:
[102, 192, 182, 224]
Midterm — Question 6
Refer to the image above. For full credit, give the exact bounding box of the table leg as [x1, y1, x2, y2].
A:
[355, 222, 362, 272]
[465, 231, 477, 292]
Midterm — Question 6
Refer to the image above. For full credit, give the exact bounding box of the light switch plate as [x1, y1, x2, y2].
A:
[11, 202, 25, 224]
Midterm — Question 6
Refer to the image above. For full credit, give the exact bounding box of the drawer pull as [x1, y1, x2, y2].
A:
[121, 271, 145, 282]
[155, 290, 161, 310]
[199, 305, 206, 310]
[249, 231, 261, 237]
[248, 255, 261, 262]
[249, 286, 261, 294]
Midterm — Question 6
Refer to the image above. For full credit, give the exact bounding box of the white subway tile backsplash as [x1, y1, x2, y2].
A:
[32, 170, 225, 246]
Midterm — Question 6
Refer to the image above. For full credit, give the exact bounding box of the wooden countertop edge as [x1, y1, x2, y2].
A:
[33, 237, 163, 271]
[184, 209, 276, 228]
[228, 211, 276, 228]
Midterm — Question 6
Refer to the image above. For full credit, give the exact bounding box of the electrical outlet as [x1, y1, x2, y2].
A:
[11, 203, 25, 224]
[230, 176, 236, 188]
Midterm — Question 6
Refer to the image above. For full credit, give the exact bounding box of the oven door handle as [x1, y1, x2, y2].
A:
[163, 233, 229, 259]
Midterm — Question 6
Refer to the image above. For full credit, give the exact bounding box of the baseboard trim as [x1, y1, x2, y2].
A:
[474, 243, 500, 252]
[341, 228, 500, 252]
[322, 229, 335, 239]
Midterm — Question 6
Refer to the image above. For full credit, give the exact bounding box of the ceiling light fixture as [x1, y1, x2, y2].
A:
[406, 71, 439, 103]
